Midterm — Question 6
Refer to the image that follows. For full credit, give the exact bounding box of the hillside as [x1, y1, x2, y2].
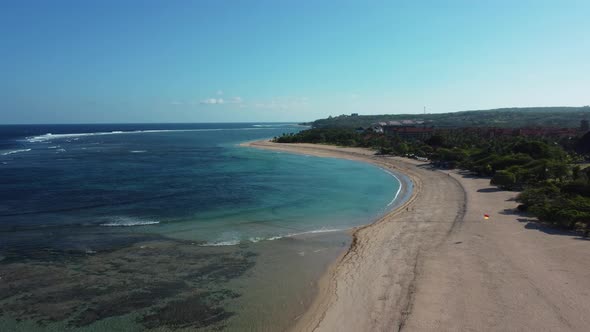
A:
[307, 106, 590, 129]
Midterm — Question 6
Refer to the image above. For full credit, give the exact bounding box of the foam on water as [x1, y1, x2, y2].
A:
[381, 168, 404, 206]
[252, 124, 306, 127]
[200, 227, 347, 246]
[1, 149, 31, 156]
[100, 216, 160, 227]
[25, 127, 289, 142]
[202, 239, 242, 246]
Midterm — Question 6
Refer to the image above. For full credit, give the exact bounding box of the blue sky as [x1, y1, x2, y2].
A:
[1, 0, 589, 123]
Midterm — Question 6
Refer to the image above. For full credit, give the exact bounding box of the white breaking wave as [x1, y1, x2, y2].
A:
[130, 150, 147, 153]
[199, 227, 346, 247]
[26, 130, 199, 142]
[100, 216, 160, 227]
[1, 149, 31, 156]
[25, 127, 287, 143]
[252, 124, 301, 127]
[281, 227, 345, 238]
[202, 240, 241, 247]
[381, 168, 404, 207]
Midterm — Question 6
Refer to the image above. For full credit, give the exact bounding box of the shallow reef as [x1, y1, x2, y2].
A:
[0, 238, 257, 330]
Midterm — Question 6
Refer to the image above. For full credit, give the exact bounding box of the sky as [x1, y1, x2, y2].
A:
[1, 0, 589, 124]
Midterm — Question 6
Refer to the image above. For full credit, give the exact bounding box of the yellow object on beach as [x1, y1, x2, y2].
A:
[484, 214, 490, 220]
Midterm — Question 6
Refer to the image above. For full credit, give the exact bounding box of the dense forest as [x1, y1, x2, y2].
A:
[275, 128, 590, 235]
[307, 106, 590, 129]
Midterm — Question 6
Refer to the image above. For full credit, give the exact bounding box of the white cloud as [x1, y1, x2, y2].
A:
[200, 98, 224, 104]
[198, 94, 307, 110]
[199, 95, 243, 105]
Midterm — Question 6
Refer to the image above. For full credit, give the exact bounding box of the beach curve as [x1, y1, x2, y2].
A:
[243, 140, 466, 331]
[245, 140, 590, 332]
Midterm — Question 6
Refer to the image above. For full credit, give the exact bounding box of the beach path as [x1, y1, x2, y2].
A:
[405, 171, 590, 331]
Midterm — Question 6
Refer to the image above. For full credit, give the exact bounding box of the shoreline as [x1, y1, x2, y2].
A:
[243, 140, 465, 331]
[245, 140, 590, 332]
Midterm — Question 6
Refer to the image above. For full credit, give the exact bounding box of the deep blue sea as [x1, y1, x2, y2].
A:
[0, 123, 403, 331]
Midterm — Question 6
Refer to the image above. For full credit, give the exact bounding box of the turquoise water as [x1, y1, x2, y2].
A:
[153, 145, 401, 245]
[0, 123, 404, 331]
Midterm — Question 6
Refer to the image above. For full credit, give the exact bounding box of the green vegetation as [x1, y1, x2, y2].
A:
[275, 127, 590, 235]
[274, 128, 432, 156]
[517, 180, 590, 235]
[306, 106, 590, 129]
[274, 128, 363, 146]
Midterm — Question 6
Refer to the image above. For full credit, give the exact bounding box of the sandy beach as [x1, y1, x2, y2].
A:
[245, 140, 590, 332]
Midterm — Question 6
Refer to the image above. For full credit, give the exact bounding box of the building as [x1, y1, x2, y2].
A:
[370, 120, 426, 133]
[369, 122, 387, 133]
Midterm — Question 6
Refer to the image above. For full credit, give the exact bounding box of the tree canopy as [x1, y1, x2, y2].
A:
[274, 126, 590, 234]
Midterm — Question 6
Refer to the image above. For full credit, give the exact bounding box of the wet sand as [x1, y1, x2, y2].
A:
[246, 140, 590, 332]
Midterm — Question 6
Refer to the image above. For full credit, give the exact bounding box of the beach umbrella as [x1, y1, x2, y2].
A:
[484, 214, 490, 220]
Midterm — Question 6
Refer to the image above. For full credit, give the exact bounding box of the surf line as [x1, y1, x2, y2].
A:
[381, 168, 404, 207]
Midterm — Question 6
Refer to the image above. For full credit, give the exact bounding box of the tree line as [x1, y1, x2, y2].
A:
[274, 128, 590, 235]
[308, 106, 590, 129]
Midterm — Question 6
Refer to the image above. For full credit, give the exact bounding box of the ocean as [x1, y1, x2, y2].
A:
[0, 123, 404, 331]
